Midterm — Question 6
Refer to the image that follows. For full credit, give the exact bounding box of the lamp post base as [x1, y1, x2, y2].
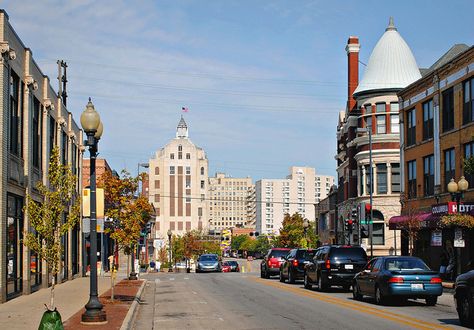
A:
[129, 272, 138, 280]
[168, 268, 173, 272]
[81, 310, 107, 324]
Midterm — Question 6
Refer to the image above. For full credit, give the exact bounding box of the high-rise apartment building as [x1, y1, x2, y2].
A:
[208, 173, 253, 231]
[256, 167, 335, 235]
[148, 117, 208, 239]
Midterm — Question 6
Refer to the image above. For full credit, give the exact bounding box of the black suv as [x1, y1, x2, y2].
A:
[454, 270, 474, 327]
[304, 245, 367, 291]
[279, 248, 316, 284]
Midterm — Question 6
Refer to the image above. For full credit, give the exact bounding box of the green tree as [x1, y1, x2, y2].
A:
[231, 234, 248, 251]
[254, 235, 272, 255]
[277, 213, 318, 248]
[23, 146, 80, 310]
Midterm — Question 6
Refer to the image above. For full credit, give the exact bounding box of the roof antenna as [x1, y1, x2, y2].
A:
[386, 17, 397, 31]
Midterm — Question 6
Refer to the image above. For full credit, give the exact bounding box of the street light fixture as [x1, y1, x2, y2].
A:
[447, 176, 469, 278]
[80, 98, 107, 324]
[356, 127, 373, 258]
[167, 229, 173, 272]
[303, 218, 309, 238]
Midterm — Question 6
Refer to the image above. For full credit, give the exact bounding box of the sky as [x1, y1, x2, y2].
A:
[1, 0, 472, 181]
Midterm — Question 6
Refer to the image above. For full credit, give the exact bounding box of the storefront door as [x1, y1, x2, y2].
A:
[6, 194, 23, 299]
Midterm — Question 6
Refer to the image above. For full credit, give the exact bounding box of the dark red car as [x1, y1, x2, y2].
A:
[222, 262, 232, 273]
[260, 248, 291, 279]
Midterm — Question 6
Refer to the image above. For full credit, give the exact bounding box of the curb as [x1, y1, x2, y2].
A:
[442, 282, 455, 289]
[119, 280, 146, 330]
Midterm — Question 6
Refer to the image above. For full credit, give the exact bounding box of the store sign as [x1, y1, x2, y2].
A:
[431, 202, 474, 215]
[431, 230, 442, 246]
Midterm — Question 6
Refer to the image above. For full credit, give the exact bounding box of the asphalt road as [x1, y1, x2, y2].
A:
[132, 260, 464, 330]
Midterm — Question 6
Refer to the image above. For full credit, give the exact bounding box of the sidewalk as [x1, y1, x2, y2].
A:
[0, 275, 118, 329]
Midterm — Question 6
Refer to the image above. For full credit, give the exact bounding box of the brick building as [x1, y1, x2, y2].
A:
[391, 45, 473, 275]
[81, 158, 112, 188]
[0, 10, 83, 302]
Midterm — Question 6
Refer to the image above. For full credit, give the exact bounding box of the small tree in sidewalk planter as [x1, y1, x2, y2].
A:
[23, 146, 80, 327]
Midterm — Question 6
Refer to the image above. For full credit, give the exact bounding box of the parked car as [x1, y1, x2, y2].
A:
[454, 270, 474, 327]
[261, 248, 291, 278]
[222, 262, 232, 273]
[280, 248, 316, 284]
[225, 260, 240, 272]
[352, 256, 443, 305]
[196, 254, 221, 273]
[304, 245, 367, 291]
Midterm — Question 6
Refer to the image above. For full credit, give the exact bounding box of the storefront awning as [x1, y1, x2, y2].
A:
[389, 212, 440, 230]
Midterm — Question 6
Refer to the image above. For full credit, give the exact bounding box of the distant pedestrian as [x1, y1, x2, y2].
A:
[445, 241, 456, 281]
[149, 260, 156, 272]
[439, 248, 448, 279]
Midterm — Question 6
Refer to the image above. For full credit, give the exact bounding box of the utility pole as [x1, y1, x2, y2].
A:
[57, 60, 68, 106]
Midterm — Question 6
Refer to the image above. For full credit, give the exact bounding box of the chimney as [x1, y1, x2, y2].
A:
[346, 36, 360, 111]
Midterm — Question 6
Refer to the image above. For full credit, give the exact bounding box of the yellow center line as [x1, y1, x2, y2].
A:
[251, 277, 451, 330]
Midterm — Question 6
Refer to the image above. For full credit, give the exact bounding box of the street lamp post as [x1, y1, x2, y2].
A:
[357, 127, 373, 258]
[303, 218, 309, 242]
[447, 176, 469, 277]
[80, 98, 106, 324]
[167, 229, 173, 272]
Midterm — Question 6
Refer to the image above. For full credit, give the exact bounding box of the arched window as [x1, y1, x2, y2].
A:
[200, 167, 204, 175]
[178, 145, 182, 151]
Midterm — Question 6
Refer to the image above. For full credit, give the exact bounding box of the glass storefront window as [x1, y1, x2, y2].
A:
[7, 194, 23, 298]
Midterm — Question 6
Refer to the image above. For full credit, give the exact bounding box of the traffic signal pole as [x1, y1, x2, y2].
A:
[369, 128, 373, 258]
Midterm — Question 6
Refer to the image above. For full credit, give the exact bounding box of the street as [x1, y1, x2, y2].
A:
[132, 260, 464, 330]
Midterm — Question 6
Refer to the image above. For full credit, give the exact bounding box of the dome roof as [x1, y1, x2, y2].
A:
[353, 18, 421, 97]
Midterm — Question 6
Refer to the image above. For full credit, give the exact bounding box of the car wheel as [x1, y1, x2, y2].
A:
[353, 282, 363, 301]
[318, 273, 328, 292]
[288, 269, 295, 284]
[375, 286, 386, 305]
[304, 273, 312, 290]
[279, 270, 285, 283]
[457, 293, 474, 327]
[260, 269, 265, 278]
[425, 296, 438, 306]
[264, 269, 270, 279]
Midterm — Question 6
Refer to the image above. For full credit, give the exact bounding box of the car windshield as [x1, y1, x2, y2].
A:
[269, 250, 289, 258]
[227, 261, 238, 266]
[385, 258, 430, 271]
[331, 247, 367, 260]
[199, 255, 217, 262]
[296, 250, 316, 260]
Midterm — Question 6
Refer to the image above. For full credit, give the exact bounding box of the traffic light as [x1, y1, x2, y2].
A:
[345, 219, 353, 233]
[351, 207, 358, 222]
[359, 202, 372, 224]
[361, 225, 369, 238]
[249, 231, 259, 237]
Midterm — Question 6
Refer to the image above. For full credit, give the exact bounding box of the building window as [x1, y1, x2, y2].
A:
[32, 98, 41, 168]
[376, 115, 386, 134]
[201, 180, 205, 189]
[155, 167, 159, 175]
[376, 164, 387, 194]
[406, 108, 416, 146]
[9, 71, 21, 156]
[376, 103, 386, 113]
[391, 163, 400, 193]
[390, 102, 399, 113]
[365, 164, 372, 195]
[185, 178, 191, 188]
[186, 166, 191, 175]
[444, 148, 455, 190]
[407, 160, 417, 198]
[463, 77, 474, 125]
[200, 167, 204, 176]
[372, 223, 385, 245]
[178, 145, 182, 151]
[366, 116, 372, 131]
[422, 99, 433, 140]
[170, 153, 174, 159]
[169, 166, 175, 175]
[49, 116, 56, 156]
[442, 87, 454, 132]
[390, 114, 399, 133]
[155, 180, 160, 189]
[464, 142, 474, 187]
[186, 153, 191, 159]
[423, 155, 434, 196]
[61, 131, 67, 165]
[365, 104, 372, 114]
[6, 194, 23, 297]
[178, 152, 182, 159]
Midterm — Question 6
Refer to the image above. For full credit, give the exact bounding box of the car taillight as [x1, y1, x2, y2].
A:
[325, 259, 330, 269]
[292, 259, 298, 267]
[430, 277, 442, 284]
[388, 277, 404, 283]
[268, 260, 272, 266]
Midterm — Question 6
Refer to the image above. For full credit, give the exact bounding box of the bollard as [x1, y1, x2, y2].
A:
[241, 266, 245, 273]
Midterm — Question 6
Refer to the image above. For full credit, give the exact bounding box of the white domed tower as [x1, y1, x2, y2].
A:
[336, 18, 420, 256]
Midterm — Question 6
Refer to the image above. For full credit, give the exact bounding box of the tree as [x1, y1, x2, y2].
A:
[100, 170, 154, 276]
[277, 213, 318, 248]
[399, 207, 422, 256]
[23, 146, 80, 310]
[254, 235, 272, 255]
[231, 234, 248, 251]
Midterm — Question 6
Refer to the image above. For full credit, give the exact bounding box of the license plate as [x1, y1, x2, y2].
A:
[344, 264, 353, 270]
[411, 283, 423, 290]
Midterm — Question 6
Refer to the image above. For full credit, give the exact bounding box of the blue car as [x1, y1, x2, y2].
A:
[352, 256, 443, 305]
[196, 254, 221, 273]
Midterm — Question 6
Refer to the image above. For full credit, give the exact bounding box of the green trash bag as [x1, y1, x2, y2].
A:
[38, 307, 64, 330]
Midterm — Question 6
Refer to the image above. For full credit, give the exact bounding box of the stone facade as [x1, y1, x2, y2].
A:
[0, 10, 83, 302]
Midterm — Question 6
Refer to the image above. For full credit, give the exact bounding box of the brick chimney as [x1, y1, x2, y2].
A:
[346, 36, 360, 111]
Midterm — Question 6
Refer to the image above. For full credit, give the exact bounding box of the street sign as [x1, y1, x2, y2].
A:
[430, 230, 442, 247]
[454, 228, 465, 248]
[82, 217, 104, 233]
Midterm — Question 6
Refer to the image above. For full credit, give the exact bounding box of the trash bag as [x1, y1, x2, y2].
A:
[38, 307, 64, 330]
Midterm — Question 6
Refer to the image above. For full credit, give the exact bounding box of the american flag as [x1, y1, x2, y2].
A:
[182, 106, 189, 113]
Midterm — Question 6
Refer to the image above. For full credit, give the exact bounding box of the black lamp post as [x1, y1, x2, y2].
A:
[447, 176, 469, 277]
[303, 218, 309, 241]
[81, 98, 106, 324]
[167, 229, 173, 272]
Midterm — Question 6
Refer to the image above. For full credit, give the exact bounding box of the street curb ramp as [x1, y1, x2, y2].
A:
[120, 280, 146, 330]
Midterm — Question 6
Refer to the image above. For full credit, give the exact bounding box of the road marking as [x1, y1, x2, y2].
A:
[192, 291, 197, 295]
[218, 317, 224, 321]
[169, 278, 175, 281]
[252, 278, 450, 330]
[155, 279, 161, 283]
[184, 277, 189, 280]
